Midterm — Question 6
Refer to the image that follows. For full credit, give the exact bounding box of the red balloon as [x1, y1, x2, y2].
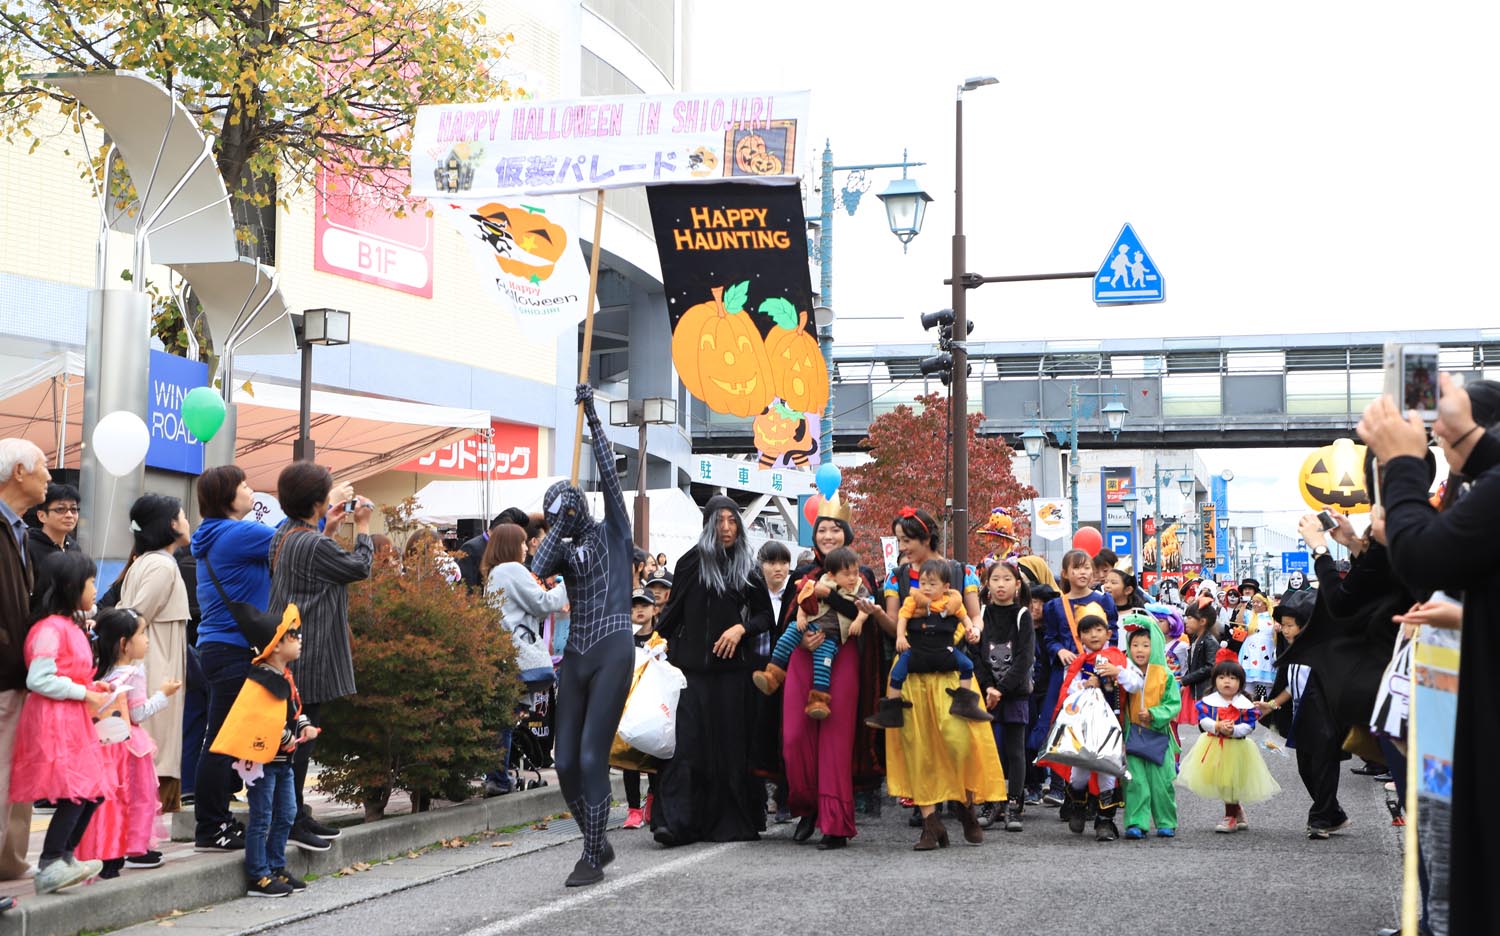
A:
[803, 494, 822, 527]
[1072, 526, 1104, 555]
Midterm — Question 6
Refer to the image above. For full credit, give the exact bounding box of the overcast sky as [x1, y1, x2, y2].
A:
[687, 2, 1491, 520]
[690, 1, 1498, 346]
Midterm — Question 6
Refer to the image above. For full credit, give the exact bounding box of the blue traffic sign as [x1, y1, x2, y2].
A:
[1094, 223, 1164, 305]
[1282, 551, 1310, 574]
[1106, 528, 1134, 563]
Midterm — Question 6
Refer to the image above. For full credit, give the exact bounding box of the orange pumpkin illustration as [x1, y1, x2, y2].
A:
[764, 309, 828, 414]
[746, 151, 783, 176]
[671, 282, 775, 417]
[735, 133, 767, 172]
[470, 203, 568, 282]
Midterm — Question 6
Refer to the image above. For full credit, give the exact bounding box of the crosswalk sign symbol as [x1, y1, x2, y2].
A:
[1094, 223, 1164, 305]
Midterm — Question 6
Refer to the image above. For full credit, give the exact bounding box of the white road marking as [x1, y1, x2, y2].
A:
[460, 842, 742, 935]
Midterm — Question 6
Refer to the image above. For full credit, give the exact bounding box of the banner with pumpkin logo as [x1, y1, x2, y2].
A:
[433, 195, 592, 335]
[647, 182, 826, 470]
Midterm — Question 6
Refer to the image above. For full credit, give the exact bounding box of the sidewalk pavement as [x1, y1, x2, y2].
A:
[0, 767, 608, 936]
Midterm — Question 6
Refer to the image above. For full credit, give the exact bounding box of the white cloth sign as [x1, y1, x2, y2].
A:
[880, 536, 900, 575]
[412, 91, 811, 199]
[1032, 498, 1071, 541]
[434, 196, 591, 336]
[249, 492, 285, 529]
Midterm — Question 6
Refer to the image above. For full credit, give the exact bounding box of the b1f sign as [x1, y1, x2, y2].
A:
[145, 350, 208, 475]
[315, 166, 434, 297]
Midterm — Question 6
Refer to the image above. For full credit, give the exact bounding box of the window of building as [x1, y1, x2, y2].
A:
[584, 0, 674, 78]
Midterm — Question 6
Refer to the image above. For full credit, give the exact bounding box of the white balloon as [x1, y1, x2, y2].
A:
[92, 410, 151, 477]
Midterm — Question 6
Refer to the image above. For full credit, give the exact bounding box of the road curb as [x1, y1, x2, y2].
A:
[2, 780, 621, 936]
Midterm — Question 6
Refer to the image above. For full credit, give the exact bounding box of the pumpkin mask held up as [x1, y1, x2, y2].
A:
[672, 280, 775, 417]
[1298, 438, 1371, 514]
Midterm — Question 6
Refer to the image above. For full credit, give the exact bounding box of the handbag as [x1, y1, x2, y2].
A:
[1124, 725, 1171, 766]
[202, 529, 305, 641]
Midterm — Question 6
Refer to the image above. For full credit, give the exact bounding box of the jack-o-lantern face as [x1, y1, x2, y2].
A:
[672, 283, 775, 417]
[753, 405, 802, 453]
[764, 310, 829, 414]
[1298, 438, 1371, 514]
[735, 133, 767, 173]
[745, 151, 783, 176]
[470, 202, 568, 282]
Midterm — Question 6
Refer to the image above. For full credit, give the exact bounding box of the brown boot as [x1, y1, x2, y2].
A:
[752, 663, 787, 696]
[946, 686, 994, 722]
[914, 812, 950, 851]
[956, 802, 984, 845]
[805, 690, 832, 720]
[863, 697, 911, 730]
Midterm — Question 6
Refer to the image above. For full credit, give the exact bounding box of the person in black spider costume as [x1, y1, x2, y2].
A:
[529, 385, 634, 887]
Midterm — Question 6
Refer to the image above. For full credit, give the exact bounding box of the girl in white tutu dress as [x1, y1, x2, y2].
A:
[1177, 650, 1280, 833]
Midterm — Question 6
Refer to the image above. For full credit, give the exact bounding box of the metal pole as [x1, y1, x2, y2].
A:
[1068, 384, 1080, 538]
[293, 339, 314, 462]
[950, 93, 969, 565]
[635, 420, 650, 550]
[1154, 462, 1164, 592]
[818, 143, 835, 462]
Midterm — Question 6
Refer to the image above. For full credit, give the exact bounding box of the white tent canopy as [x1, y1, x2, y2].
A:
[411, 476, 567, 527]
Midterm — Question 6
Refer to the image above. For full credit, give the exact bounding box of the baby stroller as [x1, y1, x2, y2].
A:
[506, 678, 556, 791]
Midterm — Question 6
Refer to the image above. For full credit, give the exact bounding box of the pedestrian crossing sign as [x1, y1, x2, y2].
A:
[1094, 223, 1164, 305]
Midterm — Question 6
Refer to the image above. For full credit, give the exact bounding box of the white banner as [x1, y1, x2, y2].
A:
[412, 91, 811, 198]
[434, 196, 591, 335]
[1032, 498, 1072, 541]
[689, 452, 813, 498]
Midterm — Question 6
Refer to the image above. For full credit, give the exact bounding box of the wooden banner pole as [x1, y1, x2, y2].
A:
[571, 189, 607, 484]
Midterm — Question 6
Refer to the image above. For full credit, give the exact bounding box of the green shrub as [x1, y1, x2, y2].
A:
[314, 498, 520, 812]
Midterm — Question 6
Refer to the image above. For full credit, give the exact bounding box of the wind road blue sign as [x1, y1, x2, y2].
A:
[1094, 223, 1164, 305]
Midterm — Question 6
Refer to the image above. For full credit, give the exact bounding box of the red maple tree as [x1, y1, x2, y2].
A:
[843, 392, 1037, 563]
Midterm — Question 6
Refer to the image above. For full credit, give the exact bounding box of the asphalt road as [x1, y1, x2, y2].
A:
[120, 747, 1402, 936]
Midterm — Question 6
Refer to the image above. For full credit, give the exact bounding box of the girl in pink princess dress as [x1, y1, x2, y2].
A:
[10, 552, 112, 894]
[76, 607, 181, 877]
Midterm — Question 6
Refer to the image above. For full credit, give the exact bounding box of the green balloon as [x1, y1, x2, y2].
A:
[181, 386, 227, 443]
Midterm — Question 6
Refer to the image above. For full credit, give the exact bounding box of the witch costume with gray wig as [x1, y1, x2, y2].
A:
[650, 495, 770, 846]
[529, 385, 634, 887]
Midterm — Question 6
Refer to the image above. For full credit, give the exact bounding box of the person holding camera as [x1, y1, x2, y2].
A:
[267, 462, 373, 851]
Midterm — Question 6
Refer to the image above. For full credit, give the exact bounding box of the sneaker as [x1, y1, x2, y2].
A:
[1125, 826, 1146, 840]
[247, 875, 293, 898]
[643, 793, 654, 824]
[1372, 772, 1394, 783]
[99, 858, 125, 879]
[125, 851, 164, 870]
[623, 808, 645, 830]
[976, 803, 996, 828]
[1042, 790, 1065, 808]
[179, 793, 196, 807]
[288, 825, 331, 852]
[1023, 788, 1043, 807]
[1234, 807, 1249, 831]
[195, 821, 246, 852]
[273, 868, 307, 891]
[1215, 815, 1239, 833]
[298, 808, 341, 839]
[1324, 816, 1352, 835]
[1003, 803, 1024, 833]
[35, 858, 102, 894]
[1156, 828, 1176, 838]
[772, 806, 792, 824]
[483, 779, 512, 798]
[1307, 825, 1331, 840]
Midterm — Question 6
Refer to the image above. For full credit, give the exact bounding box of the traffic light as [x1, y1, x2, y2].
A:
[920, 308, 974, 384]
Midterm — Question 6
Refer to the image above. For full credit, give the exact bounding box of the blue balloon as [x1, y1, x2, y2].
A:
[815, 463, 842, 500]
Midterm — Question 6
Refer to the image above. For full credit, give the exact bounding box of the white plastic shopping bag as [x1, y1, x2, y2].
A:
[616, 655, 687, 759]
[1036, 686, 1129, 779]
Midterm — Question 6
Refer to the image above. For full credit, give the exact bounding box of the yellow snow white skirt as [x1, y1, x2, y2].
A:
[1177, 734, 1281, 805]
[884, 670, 1007, 807]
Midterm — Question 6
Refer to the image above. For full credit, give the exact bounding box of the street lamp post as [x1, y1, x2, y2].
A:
[292, 308, 351, 463]
[948, 75, 997, 565]
[610, 397, 677, 550]
[817, 143, 929, 462]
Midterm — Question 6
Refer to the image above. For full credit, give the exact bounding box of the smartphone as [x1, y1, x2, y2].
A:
[1384, 342, 1440, 420]
[345, 498, 359, 514]
[1316, 509, 1338, 532]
